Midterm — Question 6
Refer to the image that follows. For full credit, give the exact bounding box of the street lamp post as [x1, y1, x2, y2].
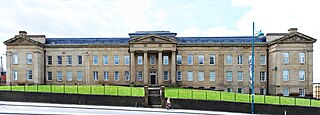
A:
[251, 22, 263, 114]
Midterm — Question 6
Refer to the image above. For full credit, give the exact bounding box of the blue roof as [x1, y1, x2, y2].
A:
[45, 36, 266, 45]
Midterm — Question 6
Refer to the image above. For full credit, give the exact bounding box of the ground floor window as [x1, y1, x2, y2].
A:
[57, 71, 62, 81]
[104, 71, 108, 81]
[125, 71, 130, 81]
[114, 71, 119, 81]
[164, 71, 169, 81]
[260, 88, 266, 95]
[227, 88, 232, 92]
[238, 88, 243, 93]
[177, 71, 182, 81]
[27, 70, 32, 80]
[47, 71, 52, 81]
[137, 71, 143, 81]
[283, 88, 289, 96]
[77, 71, 83, 81]
[299, 88, 305, 97]
[93, 71, 98, 81]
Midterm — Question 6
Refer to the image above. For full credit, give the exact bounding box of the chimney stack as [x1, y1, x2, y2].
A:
[288, 28, 298, 33]
[19, 31, 27, 36]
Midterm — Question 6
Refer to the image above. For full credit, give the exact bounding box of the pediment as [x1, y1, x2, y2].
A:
[3, 36, 43, 46]
[273, 32, 316, 43]
[129, 35, 177, 44]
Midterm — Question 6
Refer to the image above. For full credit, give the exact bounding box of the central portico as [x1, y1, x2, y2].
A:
[129, 31, 177, 86]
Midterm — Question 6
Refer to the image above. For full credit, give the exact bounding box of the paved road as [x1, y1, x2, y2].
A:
[0, 101, 251, 115]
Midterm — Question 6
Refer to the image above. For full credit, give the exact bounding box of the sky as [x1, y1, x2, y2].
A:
[0, 0, 319, 82]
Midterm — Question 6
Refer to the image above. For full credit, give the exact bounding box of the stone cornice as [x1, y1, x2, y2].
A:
[177, 42, 268, 47]
[45, 44, 129, 48]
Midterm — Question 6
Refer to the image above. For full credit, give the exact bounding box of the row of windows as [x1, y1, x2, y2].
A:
[226, 88, 305, 97]
[47, 55, 130, 66]
[12, 70, 32, 80]
[12, 53, 32, 64]
[282, 88, 306, 97]
[226, 88, 267, 95]
[283, 52, 306, 64]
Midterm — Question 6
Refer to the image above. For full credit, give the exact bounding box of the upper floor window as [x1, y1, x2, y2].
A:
[13, 70, 18, 80]
[67, 71, 72, 81]
[176, 54, 182, 65]
[103, 56, 108, 65]
[187, 71, 193, 81]
[27, 70, 32, 80]
[226, 71, 232, 81]
[137, 71, 143, 81]
[77, 55, 82, 65]
[283, 52, 289, 63]
[57, 55, 62, 65]
[93, 55, 98, 65]
[198, 55, 204, 65]
[248, 55, 252, 64]
[104, 71, 108, 81]
[125, 71, 130, 81]
[299, 52, 305, 63]
[210, 54, 215, 65]
[47, 56, 52, 65]
[299, 70, 305, 81]
[26, 53, 32, 64]
[13, 53, 18, 64]
[77, 71, 83, 81]
[164, 71, 169, 81]
[150, 55, 156, 65]
[177, 71, 182, 81]
[93, 71, 98, 81]
[210, 71, 215, 81]
[260, 71, 266, 82]
[114, 71, 119, 81]
[67, 55, 72, 65]
[114, 55, 119, 65]
[187, 54, 193, 65]
[260, 55, 266, 65]
[124, 55, 130, 65]
[57, 71, 62, 81]
[237, 71, 243, 81]
[198, 71, 204, 81]
[226, 54, 232, 65]
[47, 71, 52, 81]
[163, 55, 169, 65]
[283, 70, 289, 81]
[138, 56, 143, 65]
[237, 55, 243, 65]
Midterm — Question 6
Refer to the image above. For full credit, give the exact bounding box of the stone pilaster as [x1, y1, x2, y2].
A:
[6, 52, 12, 85]
[143, 51, 148, 85]
[171, 51, 176, 84]
[130, 52, 136, 83]
[158, 51, 163, 85]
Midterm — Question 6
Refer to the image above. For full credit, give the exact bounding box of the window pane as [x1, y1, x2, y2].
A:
[198, 71, 204, 81]
[67, 55, 72, 65]
[67, 71, 72, 81]
[93, 55, 98, 65]
[226, 54, 232, 65]
[138, 56, 143, 65]
[47, 71, 52, 81]
[237, 55, 243, 65]
[210, 71, 215, 81]
[57, 56, 62, 65]
[77, 71, 83, 81]
[164, 71, 169, 81]
[226, 71, 232, 81]
[103, 56, 109, 65]
[283, 70, 289, 81]
[13, 70, 18, 80]
[177, 71, 182, 81]
[57, 71, 62, 81]
[177, 55, 182, 65]
[47, 56, 52, 65]
[137, 71, 143, 81]
[237, 71, 243, 81]
[260, 55, 266, 65]
[150, 55, 156, 65]
[187, 55, 193, 65]
[125, 71, 130, 81]
[299, 53, 305, 63]
[13, 53, 18, 64]
[299, 89, 305, 97]
[77, 55, 82, 65]
[125, 56, 130, 65]
[93, 71, 98, 81]
[188, 71, 193, 81]
[260, 71, 266, 82]
[26, 53, 32, 64]
[27, 70, 32, 80]
[283, 88, 289, 96]
[114, 71, 119, 81]
[114, 56, 119, 65]
[283, 53, 289, 63]
[163, 56, 169, 65]
[210, 54, 215, 65]
[104, 71, 108, 81]
[198, 55, 204, 65]
[299, 70, 305, 81]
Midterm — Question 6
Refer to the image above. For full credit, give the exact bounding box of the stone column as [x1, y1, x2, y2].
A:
[130, 52, 136, 83]
[33, 51, 40, 84]
[143, 51, 148, 85]
[158, 51, 163, 85]
[6, 51, 12, 85]
[171, 51, 176, 84]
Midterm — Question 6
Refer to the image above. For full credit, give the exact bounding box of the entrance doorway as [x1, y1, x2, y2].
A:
[151, 75, 156, 85]
[150, 70, 157, 85]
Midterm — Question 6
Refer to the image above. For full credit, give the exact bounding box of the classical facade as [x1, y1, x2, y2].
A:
[4, 28, 316, 96]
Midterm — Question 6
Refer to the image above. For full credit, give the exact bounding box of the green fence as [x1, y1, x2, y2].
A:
[0, 85, 144, 97]
[165, 88, 320, 107]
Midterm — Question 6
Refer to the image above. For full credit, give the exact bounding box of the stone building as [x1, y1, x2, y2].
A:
[3, 28, 316, 96]
[313, 83, 320, 99]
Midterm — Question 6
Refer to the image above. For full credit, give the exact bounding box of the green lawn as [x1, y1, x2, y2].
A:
[0, 85, 144, 97]
[165, 88, 320, 107]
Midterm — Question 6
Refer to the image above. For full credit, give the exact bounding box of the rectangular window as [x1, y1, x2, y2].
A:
[198, 71, 204, 81]
[198, 55, 204, 65]
[57, 71, 62, 81]
[67, 71, 72, 81]
[150, 55, 156, 65]
[125, 71, 130, 81]
[210, 54, 215, 65]
[138, 56, 143, 65]
[260, 55, 266, 65]
[187, 54, 193, 65]
[114, 56, 119, 65]
[67, 55, 72, 65]
[27, 70, 32, 80]
[187, 71, 193, 81]
[93, 71, 98, 81]
[283, 52, 289, 63]
[283, 88, 289, 96]
[226, 71, 232, 81]
[47, 56, 52, 65]
[283, 70, 289, 81]
[47, 71, 52, 81]
[137, 71, 143, 81]
[13, 70, 18, 80]
[103, 56, 109, 65]
[114, 71, 119, 81]
[238, 88, 244, 93]
[13, 53, 18, 64]
[299, 88, 305, 97]
[124, 55, 130, 65]
[26, 53, 32, 64]
[299, 52, 305, 63]
[210, 71, 215, 81]
[77, 71, 83, 81]
[93, 55, 98, 65]
[104, 71, 108, 81]
[248, 55, 252, 64]
[260, 71, 266, 82]
[177, 71, 182, 81]
[57, 55, 62, 65]
[163, 56, 169, 65]
[237, 71, 243, 81]
[227, 88, 232, 92]
[299, 70, 305, 81]
[164, 71, 169, 81]
[260, 88, 266, 95]
[176, 54, 182, 65]
[237, 55, 243, 65]
[77, 55, 82, 65]
[226, 54, 232, 65]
